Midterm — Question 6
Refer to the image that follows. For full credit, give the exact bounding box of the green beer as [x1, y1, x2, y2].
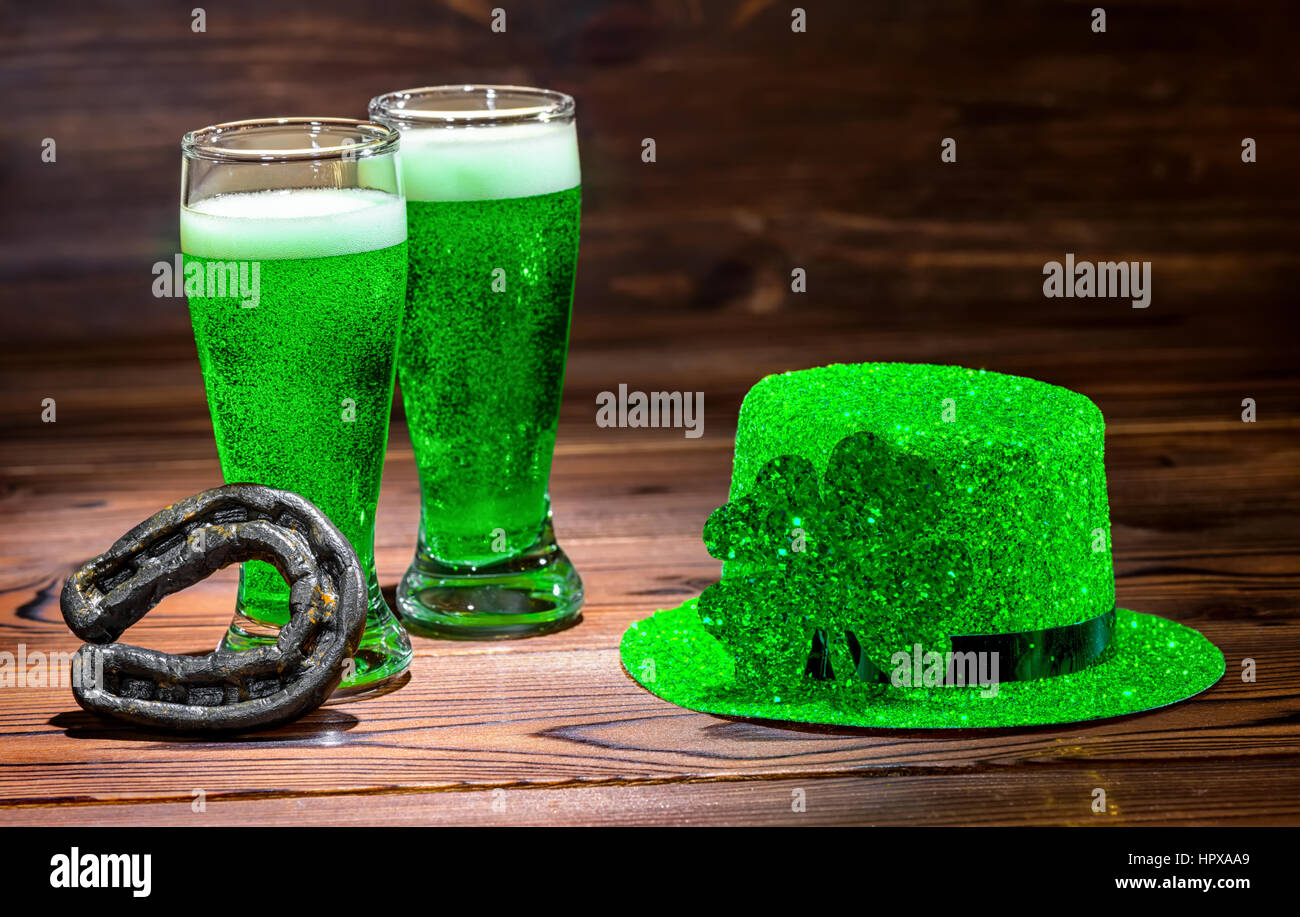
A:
[180, 118, 413, 687]
[403, 188, 580, 564]
[371, 86, 584, 637]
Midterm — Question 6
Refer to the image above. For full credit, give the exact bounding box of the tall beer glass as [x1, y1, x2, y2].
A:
[369, 86, 583, 638]
[180, 118, 412, 688]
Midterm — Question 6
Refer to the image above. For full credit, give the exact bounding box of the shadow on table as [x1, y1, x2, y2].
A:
[704, 705, 1171, 739]
[49, 707, 363, 744]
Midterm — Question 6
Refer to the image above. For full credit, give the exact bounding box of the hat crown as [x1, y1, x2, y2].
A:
[705, 363, 1114, 669]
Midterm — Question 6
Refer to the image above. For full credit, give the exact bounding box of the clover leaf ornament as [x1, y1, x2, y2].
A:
[698, 431, 972, 691]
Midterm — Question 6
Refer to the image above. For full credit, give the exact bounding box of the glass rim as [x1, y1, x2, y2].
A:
[368, 84, 575, 127]
[181, 117, 400, 163]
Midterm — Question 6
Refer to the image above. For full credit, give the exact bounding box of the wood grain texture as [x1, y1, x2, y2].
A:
[3, 763, 1299, 827]
[2, 322, 1297, 824]
[2, 0, 1298, 825]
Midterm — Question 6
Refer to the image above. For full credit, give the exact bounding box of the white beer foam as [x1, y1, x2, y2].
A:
[398, 120, 580, 202]
[181, 187, 407, 260]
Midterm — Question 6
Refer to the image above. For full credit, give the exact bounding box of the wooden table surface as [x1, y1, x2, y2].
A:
[2, 0, 1299, 826]
[2, 305, 1298, 826]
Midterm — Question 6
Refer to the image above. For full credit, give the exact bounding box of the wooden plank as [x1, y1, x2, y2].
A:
[4, 761, 1298, 827]
[1, 324, 1297, 816]
[2, 314, 1297, 819]
[0, 614, 1294, 804]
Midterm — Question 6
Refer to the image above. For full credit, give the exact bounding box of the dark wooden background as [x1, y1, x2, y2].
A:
[1, 0, 1297, 826]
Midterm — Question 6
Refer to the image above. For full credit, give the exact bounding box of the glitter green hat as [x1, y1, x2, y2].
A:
[621, 363, 1224, 728]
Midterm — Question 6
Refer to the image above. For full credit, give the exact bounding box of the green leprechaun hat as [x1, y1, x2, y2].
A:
[620, 363, 1224, 728]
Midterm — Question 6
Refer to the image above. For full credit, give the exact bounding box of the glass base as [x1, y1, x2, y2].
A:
[397, 522, 583, 640]
[221, 595, 412, 693]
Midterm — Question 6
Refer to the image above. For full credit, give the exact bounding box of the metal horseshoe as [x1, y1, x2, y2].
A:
[61, 483, 367, 732]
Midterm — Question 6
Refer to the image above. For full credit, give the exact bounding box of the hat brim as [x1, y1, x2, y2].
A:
[620, 601, 1224, 729]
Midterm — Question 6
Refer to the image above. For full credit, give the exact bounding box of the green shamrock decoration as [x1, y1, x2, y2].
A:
[697, 431, 972, 691]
